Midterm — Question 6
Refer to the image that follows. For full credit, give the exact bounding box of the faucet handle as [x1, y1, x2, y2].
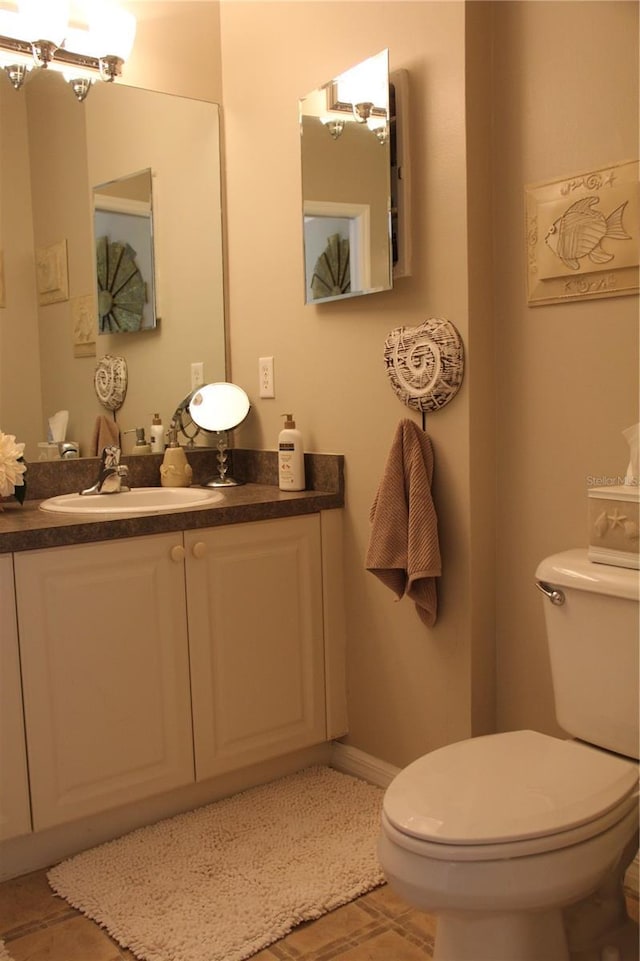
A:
[102, 445, 121, 468]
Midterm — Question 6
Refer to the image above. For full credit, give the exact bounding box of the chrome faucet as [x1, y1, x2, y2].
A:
[79, 446, 131, 495]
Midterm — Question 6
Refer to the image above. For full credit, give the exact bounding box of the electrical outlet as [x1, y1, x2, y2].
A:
[259, 356, 275, 398]
[190, 362, 204, 390]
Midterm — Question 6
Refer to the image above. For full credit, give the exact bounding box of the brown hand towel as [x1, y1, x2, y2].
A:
[91, 415, 120, 456]
[366, 419, 441, 626]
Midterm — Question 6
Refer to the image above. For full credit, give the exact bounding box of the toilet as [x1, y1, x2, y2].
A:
[378, 550, 639, 961]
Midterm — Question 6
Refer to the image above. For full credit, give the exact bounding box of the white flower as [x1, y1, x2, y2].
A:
[0, 431, 27, 498]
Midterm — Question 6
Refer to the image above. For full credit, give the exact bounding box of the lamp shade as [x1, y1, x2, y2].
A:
[89, 1, 136, 60]
[18, 0, 70, 43]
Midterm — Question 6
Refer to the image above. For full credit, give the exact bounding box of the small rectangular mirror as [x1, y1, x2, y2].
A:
[93, 168, 156, 333]
[299, 50, 392, 304]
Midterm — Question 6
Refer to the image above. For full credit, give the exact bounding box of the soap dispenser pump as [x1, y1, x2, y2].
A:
[160, 427, 193, 488]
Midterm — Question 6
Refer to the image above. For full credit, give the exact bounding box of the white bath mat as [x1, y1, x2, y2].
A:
[48, 766, 385, 961]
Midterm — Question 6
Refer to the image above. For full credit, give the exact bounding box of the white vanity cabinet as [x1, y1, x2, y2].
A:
[14, 533, 195, 831]
[11, 512, 342, 832]
[184, 515, 326, 780]
[0, 554, 31, 841]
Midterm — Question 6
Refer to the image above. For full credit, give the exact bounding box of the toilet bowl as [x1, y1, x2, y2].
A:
[378, 552, 639, 961]
[379, 731, 639, 961]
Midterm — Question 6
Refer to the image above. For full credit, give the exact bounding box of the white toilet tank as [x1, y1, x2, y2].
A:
[536, 548, 639, 760]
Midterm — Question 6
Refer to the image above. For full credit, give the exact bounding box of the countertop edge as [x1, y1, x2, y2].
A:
[0, 485, 344, 554]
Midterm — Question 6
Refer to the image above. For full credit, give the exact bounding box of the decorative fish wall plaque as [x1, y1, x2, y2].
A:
[544, 196, 630, 270]
[525, 160, 639, 306]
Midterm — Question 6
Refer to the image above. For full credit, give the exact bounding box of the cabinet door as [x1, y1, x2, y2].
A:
[185, 515, 326, 780]
[14, 534, 194, 830]
[0, 554, 31, 841]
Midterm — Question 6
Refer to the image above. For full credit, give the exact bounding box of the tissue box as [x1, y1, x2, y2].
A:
[588, 485, 640, 570]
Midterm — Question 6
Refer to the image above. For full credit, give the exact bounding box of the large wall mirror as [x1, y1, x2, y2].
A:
[0, 70, 225, 460]
[299, 50, 392, 305]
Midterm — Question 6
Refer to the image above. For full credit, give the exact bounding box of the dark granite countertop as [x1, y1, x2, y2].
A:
[1, 449, 344, 554]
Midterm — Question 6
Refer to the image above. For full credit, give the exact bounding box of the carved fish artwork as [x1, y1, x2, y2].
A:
[544, 195, 631, 270]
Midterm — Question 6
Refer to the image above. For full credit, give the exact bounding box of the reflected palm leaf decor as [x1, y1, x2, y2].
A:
[310, 233, 351, 300]
[96, 236, 146, 333]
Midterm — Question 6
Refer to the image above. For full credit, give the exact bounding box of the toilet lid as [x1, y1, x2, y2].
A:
[383, 731, 638, 845]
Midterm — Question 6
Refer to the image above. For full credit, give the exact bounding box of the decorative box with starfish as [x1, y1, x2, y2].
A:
[588, 485, 639, 570]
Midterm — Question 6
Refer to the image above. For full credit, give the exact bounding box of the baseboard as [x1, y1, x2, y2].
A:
[330, 742, 400, 788]
[0, 743, 332, 882]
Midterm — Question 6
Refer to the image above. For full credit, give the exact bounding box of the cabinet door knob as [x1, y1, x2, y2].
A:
[192, 541, 207, 559]
[170, 544, 185, 562]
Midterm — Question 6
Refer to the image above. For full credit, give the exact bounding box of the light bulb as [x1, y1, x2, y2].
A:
[18, 0, 70, 45]
[0, 9, 29, 40]
[89, 1, 136, 60]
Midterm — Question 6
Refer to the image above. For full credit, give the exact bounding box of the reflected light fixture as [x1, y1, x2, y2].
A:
[352, 101, 373, 123]
[320, 116, 344, 140]
[367, 115, 389, 144]
[0, 0, 136, 102]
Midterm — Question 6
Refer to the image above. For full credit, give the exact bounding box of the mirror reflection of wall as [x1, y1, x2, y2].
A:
[94, 169, 156, 334]
[0, 70, 225, 461]
[299, 50, 392, 305]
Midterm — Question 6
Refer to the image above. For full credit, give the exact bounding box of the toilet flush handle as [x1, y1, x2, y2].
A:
[535, 580, 565, 606]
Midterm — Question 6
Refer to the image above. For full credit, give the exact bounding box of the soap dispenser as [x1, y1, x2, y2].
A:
[278, 414, 305, 491]
[124, 427, 152, 454]
[160, 427, 193, 488]
[150, 413, 165, 453]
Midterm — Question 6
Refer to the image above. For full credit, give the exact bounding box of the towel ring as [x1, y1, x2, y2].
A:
[384, 318, 465, 419]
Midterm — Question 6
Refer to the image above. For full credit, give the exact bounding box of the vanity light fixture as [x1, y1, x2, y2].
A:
[320, 107, 388, 144]
[0, 0, 136, 102]
[319, 116, 345, 140]
[322, 75, 387, 141]
[367, 115, 389, 144]
[352, 101, 374, 123]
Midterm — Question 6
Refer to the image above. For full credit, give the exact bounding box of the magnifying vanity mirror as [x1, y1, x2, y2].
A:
[187, 383, 251, 488]
[0, 70, 225, 461]
[299, 49, 392, 305]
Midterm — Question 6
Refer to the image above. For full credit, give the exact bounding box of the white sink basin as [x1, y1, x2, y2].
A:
[40, 487, 223, 516]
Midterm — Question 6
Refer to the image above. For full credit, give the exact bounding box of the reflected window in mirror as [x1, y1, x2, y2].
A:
[94, 168, 157, 333]
[299, 50, 392, 305]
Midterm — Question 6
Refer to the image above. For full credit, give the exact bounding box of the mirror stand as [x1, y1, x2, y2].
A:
[201, 432, 240, 488]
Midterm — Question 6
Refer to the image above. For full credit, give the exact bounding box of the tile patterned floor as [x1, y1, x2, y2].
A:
[0, 870, 435, 961]
[0, 867, 637, 961]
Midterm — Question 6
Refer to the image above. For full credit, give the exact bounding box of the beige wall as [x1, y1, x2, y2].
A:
[220, 1, 494, 767]
[219, 0, 638, 766]
[492, 1, 640, 737]
[3, 0, 637, 768]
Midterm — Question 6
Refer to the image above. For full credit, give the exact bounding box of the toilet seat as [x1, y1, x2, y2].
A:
[383, 730, 638, 860]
